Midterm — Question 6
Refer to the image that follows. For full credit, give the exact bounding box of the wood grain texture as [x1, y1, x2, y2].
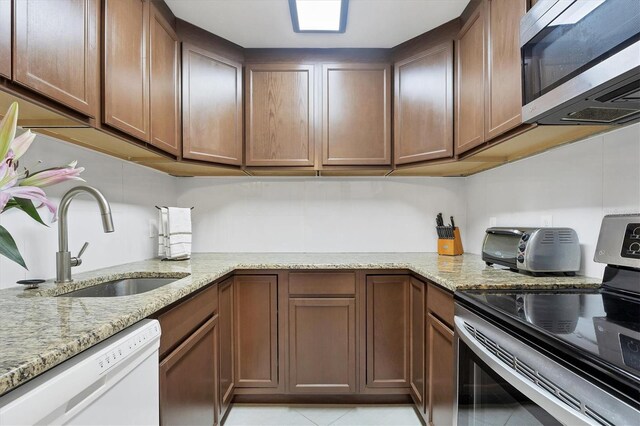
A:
[322, 63, 391, 166]
[103, 0, 150, 141]
[485, 0, 526, 139]
[365, 276, 410, 388]
[0, 0, 11, 79]
[246, 63, 315, 166]
[219, 278, 235, 418]
[392, 19, 460, 62]
[176, 18, 244, 64]
[289, 272, 356, 296]
[182, 43, 242, 165]
[234, 275, 278, 388]
[289, 298, 356, 393]
[394, 42, 453, 165]
[455, 2, 486, 155]
[160, 315, 219, 426]
[427, 283, 454, 328]
[149, 2, 180, 155]
[409, 278, 426, 413]
[14, 0, 99, 116]
[426, 313, 455, 426]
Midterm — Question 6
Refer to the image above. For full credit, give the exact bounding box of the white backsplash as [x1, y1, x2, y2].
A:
[1, 123, 638, 288]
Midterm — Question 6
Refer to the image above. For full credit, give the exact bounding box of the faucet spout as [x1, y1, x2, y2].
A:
[56, 186, 114, 283]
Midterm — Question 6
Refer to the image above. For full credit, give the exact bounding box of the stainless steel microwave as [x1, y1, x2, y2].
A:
[520, 0, 640, 125]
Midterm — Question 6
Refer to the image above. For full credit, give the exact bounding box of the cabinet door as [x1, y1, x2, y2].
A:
[246, 64, 315, 166]
[455, 2, 486, 155]
[219, 278, 235, 418]
[149, 3, 180, 155]
[104, 0, 150, 141]
[409, 278, 426, 410]
[365, 275, 409, 389]
[426, 312, 455, 426]
[0, 0, 11, 79]
[394, 43, 453, 164]
[485, 0, 526, 139]
[182, 44, 242, 165]
[322, 63, 391, 166]
[289, 298, 356, 393]
[14, 0, 99, 116]
[160, 315, 219, 426]
[234, 275, 278, 388]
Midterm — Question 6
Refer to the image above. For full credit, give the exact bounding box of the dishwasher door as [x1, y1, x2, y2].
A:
[0, 320, 161, 426]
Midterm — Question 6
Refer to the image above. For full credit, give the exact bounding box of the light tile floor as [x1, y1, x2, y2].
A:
[224, 404, 423, 426]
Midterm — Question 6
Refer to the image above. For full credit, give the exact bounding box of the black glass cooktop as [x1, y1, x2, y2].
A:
[456, 288, 640, 396]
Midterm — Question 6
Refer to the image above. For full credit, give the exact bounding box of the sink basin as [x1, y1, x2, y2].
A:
[58, 277, 179, 297]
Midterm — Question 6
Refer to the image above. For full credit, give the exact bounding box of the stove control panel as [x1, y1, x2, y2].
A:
[595, 214, 640, 269]
[621, 223, 640, 260]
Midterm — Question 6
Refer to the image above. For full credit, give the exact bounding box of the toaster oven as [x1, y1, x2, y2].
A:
[482, 227, 580, 275]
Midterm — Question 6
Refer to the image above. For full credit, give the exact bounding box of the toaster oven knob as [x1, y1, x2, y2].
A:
[522, 233, 530, 241]
[519, 243, 526, 251]
[517, 255, 525, 263]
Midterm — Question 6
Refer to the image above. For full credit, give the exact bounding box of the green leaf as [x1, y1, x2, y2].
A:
[0, 225, 27, 269]
[1, 200, 18, 213]
[13, 198, 47, 226]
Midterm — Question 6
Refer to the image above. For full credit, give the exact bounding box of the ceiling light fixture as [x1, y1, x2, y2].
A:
[289, 0, 349, 33]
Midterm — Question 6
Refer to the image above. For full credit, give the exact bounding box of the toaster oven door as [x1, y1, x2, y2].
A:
[483, 231, 523, 268]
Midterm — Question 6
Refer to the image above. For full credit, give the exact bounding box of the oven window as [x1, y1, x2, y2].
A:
[522, 0, 640, 104]
[458, 342, 561, 426]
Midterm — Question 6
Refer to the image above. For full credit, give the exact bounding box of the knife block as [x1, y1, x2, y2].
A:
[438, 228, 464, 256]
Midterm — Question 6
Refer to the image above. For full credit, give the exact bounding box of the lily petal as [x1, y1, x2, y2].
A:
[0, 185, 57, 219]
[10, 130, 36, 161]
[0, 102, 19, 160]
[20, 164, 85, 188]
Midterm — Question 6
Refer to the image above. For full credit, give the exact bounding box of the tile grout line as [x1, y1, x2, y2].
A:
[327, 408, 355, 426]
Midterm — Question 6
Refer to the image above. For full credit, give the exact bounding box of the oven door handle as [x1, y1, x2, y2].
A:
[455, 317, 595, 426]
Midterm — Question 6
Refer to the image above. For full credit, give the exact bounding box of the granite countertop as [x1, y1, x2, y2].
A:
[0, 252, 601, 397]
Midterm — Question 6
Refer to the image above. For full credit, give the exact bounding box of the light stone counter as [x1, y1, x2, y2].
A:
[0, 252, 600, 396]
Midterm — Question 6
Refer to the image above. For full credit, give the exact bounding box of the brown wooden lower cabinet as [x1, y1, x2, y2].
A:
[289, 297, 357, 393]
[426, 303, 455, 426]
[409, 278, 426, 408]
[219, 278, 235, 419]
[159, 314, 219, 426]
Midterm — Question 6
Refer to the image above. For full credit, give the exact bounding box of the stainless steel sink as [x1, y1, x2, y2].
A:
[58, 277, 179, 297]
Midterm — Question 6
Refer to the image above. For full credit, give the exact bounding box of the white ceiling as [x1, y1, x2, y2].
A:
[166, 0, 470, 48]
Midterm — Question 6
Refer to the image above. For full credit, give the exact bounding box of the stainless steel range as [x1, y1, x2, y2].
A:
[454, 214, 640, 425]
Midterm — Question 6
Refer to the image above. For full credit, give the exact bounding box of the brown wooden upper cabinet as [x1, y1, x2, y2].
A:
[104, 0, 150, 141]
[322, 63, 391, 166]
[485, 0, 527, 139]
[0, 0, 12, 79]
[149, 2, 180, 156]
[394, 43, 453, 165]
[234, 275, 278, 389]
[455, 2, 486, 155]
[182, 44, 242, 165]
[13, 0, 99, 116]
[456, 0, 527, 155]
[245, 64, 315, 167]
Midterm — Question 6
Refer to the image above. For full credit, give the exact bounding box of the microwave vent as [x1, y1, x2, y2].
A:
[561, 107, 640, 123]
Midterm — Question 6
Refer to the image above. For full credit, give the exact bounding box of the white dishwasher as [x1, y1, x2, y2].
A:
[0, 319, 161, 426]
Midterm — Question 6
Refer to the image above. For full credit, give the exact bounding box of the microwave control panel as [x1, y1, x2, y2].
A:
[621, 223, 640, 260]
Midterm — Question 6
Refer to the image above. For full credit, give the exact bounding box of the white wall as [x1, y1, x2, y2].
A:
[176, 177, 467, 252]
[0, 134, 178, 289]
[465, 123, 640, 278]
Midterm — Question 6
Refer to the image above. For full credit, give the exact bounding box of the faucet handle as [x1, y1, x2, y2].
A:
[71, 242, 89, 267]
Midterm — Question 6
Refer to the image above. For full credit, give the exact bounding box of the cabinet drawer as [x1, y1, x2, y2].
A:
[427, 283, 454, 329]
[289, 272, 356, 296]
[158, 283, 218, 358]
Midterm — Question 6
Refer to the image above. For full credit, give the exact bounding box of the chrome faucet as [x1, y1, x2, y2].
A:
[56, 186, 114, 283]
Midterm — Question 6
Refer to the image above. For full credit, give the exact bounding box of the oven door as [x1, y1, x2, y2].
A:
[454, 304, 638, 426]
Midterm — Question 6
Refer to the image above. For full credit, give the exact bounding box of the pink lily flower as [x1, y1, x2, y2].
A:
[9, 130, 36, 161]
[19, 161, 85, 188]
[0, 102, 18, 160]
[0, 185, 57, 218]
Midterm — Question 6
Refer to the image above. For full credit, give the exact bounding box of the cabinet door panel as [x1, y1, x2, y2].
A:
[365, 275, 409, 388]
[409, 278, 426, 409]
[219, 278, 235, 417]
[0, 0, 11, 79]
[456, 3, 486, 155]
[323, 64, 391, 166]
[246, 64, 314, 166]
[394, 43, 453, 164]
[14, 0, 98, 116]
[104, 0, 150, 141]
[160, 315, 219, 426]
[150, 3, 180, 155]
[426, 312, 455, 426]
[485, 0, 526, 139]
[289, 298, 356, 393]
[235, 275, 278, 388]
[183, 44, 242, 165]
